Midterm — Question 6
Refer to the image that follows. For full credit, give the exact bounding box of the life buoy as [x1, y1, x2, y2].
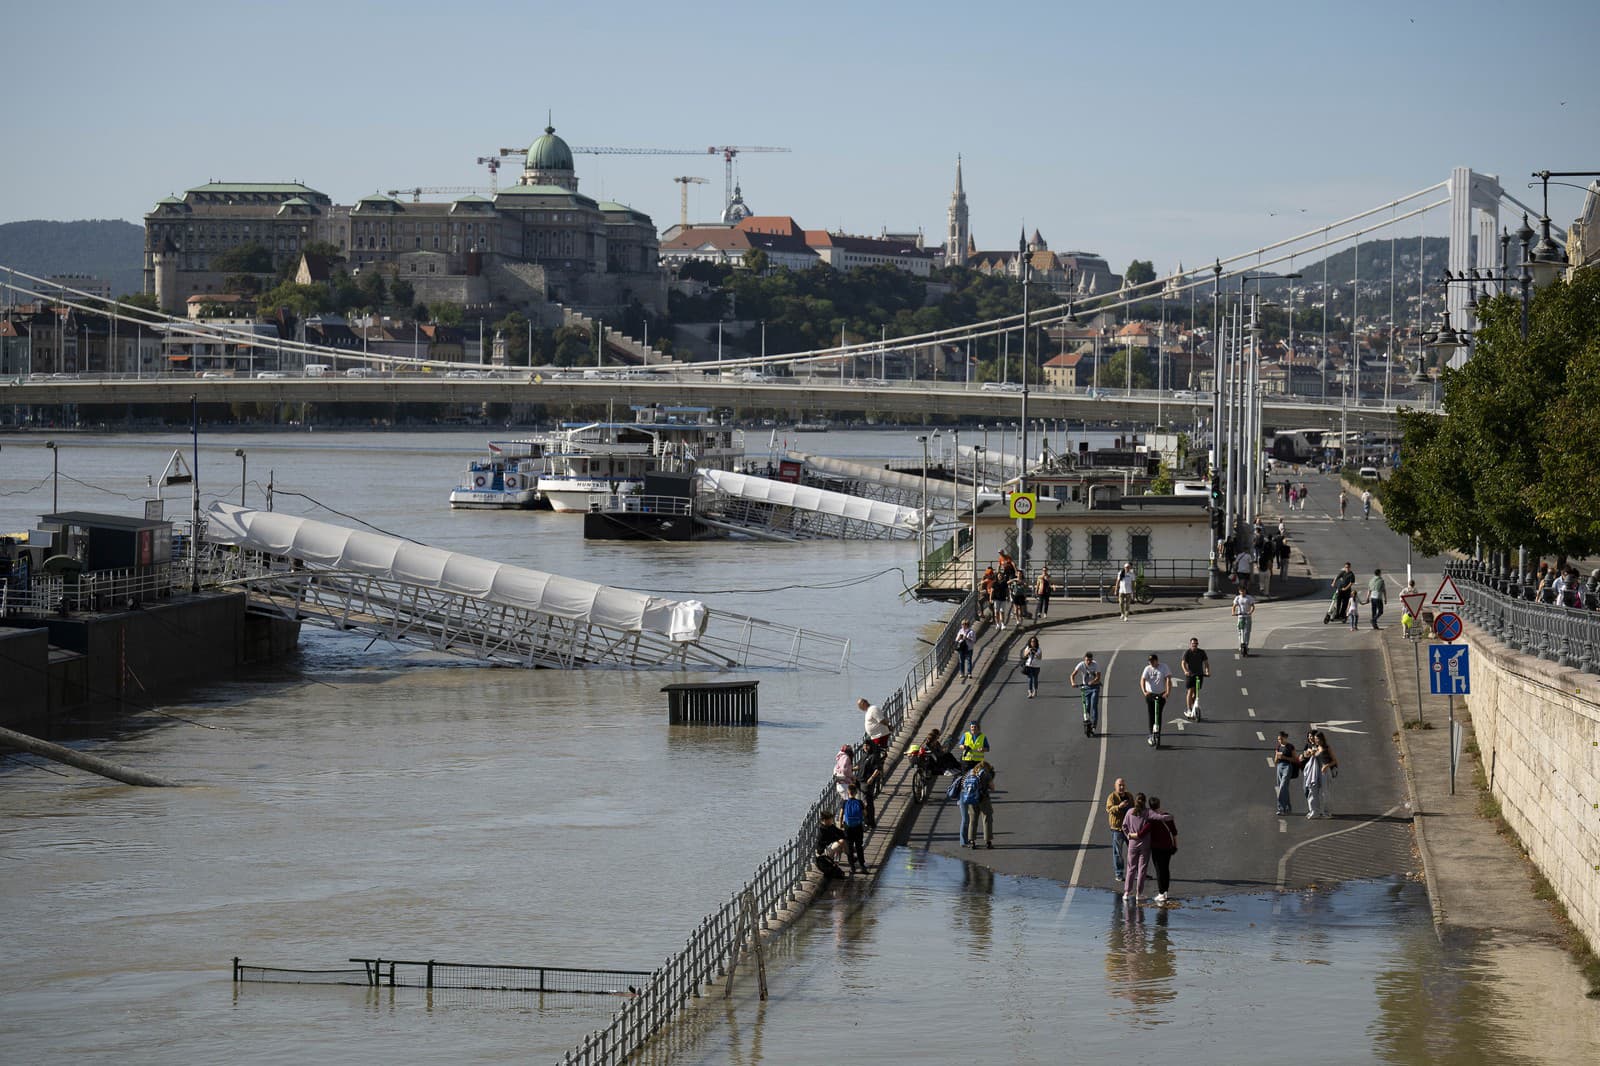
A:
[504, 476, 518, 490]
[474, 475, 486, 488]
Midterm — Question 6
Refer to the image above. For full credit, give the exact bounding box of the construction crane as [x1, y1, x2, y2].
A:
[571, 145, 791, 216]
[386, 186, 491, 203]
[475, 148, 524, 193]
[672, 176, 709, 226]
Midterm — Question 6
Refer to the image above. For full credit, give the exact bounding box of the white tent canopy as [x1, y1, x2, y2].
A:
[785, 450, 963, 503]
[203, 502, 706, 642]
[699, 469, 924, 531]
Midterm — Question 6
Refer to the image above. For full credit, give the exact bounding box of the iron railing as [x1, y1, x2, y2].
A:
[559, 587, 978, 1065]
[233, 957, 651, 995]
[1444, 562, 1600, 674]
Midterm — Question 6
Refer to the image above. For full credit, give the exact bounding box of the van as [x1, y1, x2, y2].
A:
[304, 364, 332, 378]
[1357, 466, 1381, 480]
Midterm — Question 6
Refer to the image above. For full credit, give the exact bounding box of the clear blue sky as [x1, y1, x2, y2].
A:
[7, 0, 1596, 276]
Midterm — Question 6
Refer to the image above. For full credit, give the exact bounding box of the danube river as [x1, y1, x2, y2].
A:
[1, 428, 1595, 1063]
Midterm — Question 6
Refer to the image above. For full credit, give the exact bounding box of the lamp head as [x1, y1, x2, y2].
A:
[44, 440, 56, 450]
[234, 448, 245, 457]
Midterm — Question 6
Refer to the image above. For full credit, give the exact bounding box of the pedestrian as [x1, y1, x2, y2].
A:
[1121, 792, 1152, 903]
[833, 743, 856, 803]
[1232, 585, 1256, 657]
[1297, 482, 1309, 511]
[1233, 544, 1255, 595]
[1273, 731, 1299, 814]
[1260, 536, 1276, 596]
[1140, 653, 1172, 748]
[1277, 534, 1291, 579]
[1009, 575, 1030, 625]
[814, 811, 849, 879]
[840, 783, 868, 871]
[1326, 562, 1356, 624]
[1018, 635, 1042, 698]
[1105, 777, 1134, 886]
[1302, 730, 1336, 819]
[958, 720, 989, 770]
[980, 566, 997, 621]
[1363, 569, 1388, 627]
[1035, 567, 1053, 618]
[1116, 563, 1137, 621]
[858, 696, 889, 749]
[1287, 484, 1298, 510]
[1361, 489, 1372, 520]
[990, 568, 1009, 630]
[1146, 796, 1179, 904]
[1180, 636, 1209, 719]
[957, 760, 995, 849]
[1338, 489, 1348, 520]
[954, 618, 977, 681]
[1347, 587, 1362, 631]
[1070, 650, 1103, 737]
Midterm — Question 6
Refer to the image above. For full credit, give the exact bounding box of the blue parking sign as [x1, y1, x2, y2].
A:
[1429, 644, 1470, 695]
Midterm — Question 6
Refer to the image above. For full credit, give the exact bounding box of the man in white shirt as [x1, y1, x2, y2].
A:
[859, 697, 889, 747]
[1116, 564, 1137, 621]
[1234, 546, 1255, 595]
[1140, 654, 1173, 748]
[1233, 588, 1257, 657]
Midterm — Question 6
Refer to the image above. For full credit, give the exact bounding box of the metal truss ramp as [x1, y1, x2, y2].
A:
[697, 468, 924, 540]
[201, 503, 846, 671]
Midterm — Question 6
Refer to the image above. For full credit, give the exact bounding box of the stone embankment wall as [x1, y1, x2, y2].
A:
[1465, 634, 1600, 948]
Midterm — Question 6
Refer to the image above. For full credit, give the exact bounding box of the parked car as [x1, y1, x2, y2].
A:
[1357, 466, 1382, 480]
[255, 371, 289, 379]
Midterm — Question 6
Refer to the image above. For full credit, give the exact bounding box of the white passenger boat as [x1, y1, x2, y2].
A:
[447, 439, 550, 509]
[537, 406, 744, 514]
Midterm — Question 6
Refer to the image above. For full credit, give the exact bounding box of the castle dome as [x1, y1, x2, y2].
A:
[526, 125, 574, 172]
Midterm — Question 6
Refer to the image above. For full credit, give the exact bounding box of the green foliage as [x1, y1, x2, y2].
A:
[494, 311, 530, 363]
[1385, 269, 1600, 556]
[357, 270, 387, 310]
[258, 281, 330, 319]
[742, 248, 770, 275]
[211, 241, 274, 275]
[430, 302, 463, 327]
[1124, 259, 1156, 288]
[550, 325, 591, 366]
[1151, 461, 1174, 495]
[412, 302, 431, 324]
[390, 277, 414, 309]
[1103, 347, 1155, 389]
[114, 292, 159, 313]
[223, 273, 261, 296]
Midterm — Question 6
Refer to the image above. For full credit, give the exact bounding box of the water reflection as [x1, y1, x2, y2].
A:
[1104, 902, 1176, 1024]
[953, 861, 994, 957]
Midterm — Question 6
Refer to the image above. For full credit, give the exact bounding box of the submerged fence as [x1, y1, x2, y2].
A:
[232, 957, 650, 996]
[1445, 562, 1600, 674]
[559, 587, 978, 1065]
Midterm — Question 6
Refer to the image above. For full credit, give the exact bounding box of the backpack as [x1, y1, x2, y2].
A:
[958, 772, 984, 806]
[840, 797, 865, 827]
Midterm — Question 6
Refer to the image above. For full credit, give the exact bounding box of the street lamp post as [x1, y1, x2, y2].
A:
[917, 434, 930, 581]
[1018, 233, 1031, 579]
[971, 446, 985, 595]
[45, 439, 58, 512]
[234, 448, 247, 507]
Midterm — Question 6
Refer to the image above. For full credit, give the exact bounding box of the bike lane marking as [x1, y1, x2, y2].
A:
[1058, 647, 1118, 920]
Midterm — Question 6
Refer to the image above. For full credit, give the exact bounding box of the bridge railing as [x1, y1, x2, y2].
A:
[560, 587, 976, 1065]
[1444, 561, 1600, 674]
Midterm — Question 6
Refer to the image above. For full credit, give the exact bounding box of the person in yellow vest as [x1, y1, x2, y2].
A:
[959, 723, 989, 769]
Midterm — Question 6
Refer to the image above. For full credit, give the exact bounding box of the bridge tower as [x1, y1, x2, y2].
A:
[1448, 166, 1504, 365]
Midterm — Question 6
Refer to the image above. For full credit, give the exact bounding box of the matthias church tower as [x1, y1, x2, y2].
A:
[945, 156, 970, 268]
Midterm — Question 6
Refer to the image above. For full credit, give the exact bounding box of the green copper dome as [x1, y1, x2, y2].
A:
[526, 125, 574, 172]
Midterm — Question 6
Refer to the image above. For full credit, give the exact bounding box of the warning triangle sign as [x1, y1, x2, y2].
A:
[1431, 575, 1466, 607]
[1400, 592, 1426, 618]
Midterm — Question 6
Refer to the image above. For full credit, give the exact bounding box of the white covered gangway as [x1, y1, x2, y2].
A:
[201, 503, 847, 670]
[697, 469, 925, 540]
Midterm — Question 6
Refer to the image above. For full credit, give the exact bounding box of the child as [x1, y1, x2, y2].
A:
[1347, 590, 1364, 631]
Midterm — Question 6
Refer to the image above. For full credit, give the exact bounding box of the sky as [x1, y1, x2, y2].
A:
[6, 0, 1597, 277]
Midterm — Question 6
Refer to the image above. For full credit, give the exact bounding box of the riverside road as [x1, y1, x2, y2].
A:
[906, 472, 1425, 900]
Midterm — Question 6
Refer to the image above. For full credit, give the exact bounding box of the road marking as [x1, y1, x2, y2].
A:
[1256, 731, 1266, 741]
[1275, 804, 1405, 891]
[1240, 687, 1249, 696]
[1279, 819, 1288, 833]
[1247, 707, 1256, 717]
[1169, 717, 1187, 731]
[1236, 669, 1244, 677]
[1311, 719, 1367, 735]
[1299, 677, 1349, 689]
[1284, 641, 1328, 650]
[1060, 649, 1117, 919]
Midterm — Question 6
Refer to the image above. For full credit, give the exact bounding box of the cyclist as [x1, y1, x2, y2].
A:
[1180, 637, 1210, 720]
[1070, 651, 1103, 737]
[1338, 490, 1348, 520]
[1140, 653, 1172, 748]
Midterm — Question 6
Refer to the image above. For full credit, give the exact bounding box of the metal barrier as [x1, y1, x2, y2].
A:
[0, 564, 178, 617]
[233, 956, 650, 995]
[1445, 562, 1600, 674]
[559, 587, 978, 1065]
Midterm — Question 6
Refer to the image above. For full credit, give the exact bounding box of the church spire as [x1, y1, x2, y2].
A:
[945, 155, 969, 268]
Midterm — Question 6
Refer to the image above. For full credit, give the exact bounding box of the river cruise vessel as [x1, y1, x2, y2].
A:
[537, 406, 743, 514]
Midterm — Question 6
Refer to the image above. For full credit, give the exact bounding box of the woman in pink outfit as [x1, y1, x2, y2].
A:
[1120, 793, 1152, 902]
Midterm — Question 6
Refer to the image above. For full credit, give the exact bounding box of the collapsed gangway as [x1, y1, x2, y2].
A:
[201, 503, 847, 671]
[695, 469, 928, 541]
[783, 451, 966, 511]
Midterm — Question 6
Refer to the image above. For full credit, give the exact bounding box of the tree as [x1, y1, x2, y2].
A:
[742, 248, 770, 275]
[223, 273, 262, 296]
[412, 302, 431, 324]
[211, 241, 274, 275]
[1103, 347, 1155, 389]
[357, 270, 388, 310]
[114, 292, 159, 314]
[1124, 259, 1156, 289]
[430, 302, 463, 327]
[494, 311, 530, 364]
[258, 281, 330, 319]
[390, 277, 414, 309]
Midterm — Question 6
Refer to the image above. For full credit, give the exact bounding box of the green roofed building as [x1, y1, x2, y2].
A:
[143, 123, 662, 319]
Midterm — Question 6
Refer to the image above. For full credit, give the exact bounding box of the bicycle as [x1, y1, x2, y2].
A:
[1133, 570, 1154, 605]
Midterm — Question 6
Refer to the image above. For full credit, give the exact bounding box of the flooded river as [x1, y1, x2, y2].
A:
[1, 428, 1594, 1062]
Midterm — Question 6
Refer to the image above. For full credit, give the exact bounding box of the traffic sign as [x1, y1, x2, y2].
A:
[1431, 575, 1466, 607]
[1008, 492, 1037, 520]
[1400, 591, 1426, 618]
[1429, 644, 1470, 695]
[1433, 611, 1463, 642]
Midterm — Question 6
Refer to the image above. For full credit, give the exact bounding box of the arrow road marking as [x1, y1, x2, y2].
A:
[1169, 717, 1188, 731]
[1283, 641, 1328, 650]
[1311, 720, 1367, 735]
[1299, 677, 1349, 689]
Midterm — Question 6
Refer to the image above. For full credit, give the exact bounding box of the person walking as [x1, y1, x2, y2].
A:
[1273, 731, 1299, 814]
[1232, 585, 1256, 657]
[1121, 793, 1153, 903]
[1116, 563, 1137, 621]
[990, 568, 1009, 630]
[1105, 778, 1134, 886]
[1347, 587, 1362, 631]
[840, 784, 869, 872]
[957, 760, 995, 849]
[1361, 489, 1373, 521]
[1367, 569, 1387, 630]
[958, 721, 989, 770]
[1338, 489, 1348, 520]
[1180, 637, 1210, 719]
[1035, 568, 1053, 618]
[1297, 482, 1309, 511]
[1234, 544, 1255, 595]
[1326, 563, 1356, 624]
[1071, 651, 1103, 737]
[1018, 635, 1042, 698]
[954, 619, 977, 681]
[1146, 797, 1179, 904]
[1140, 654, 1172, 748]
[1009, 575, 1030, 626]
[1302, 730, 1332, 819]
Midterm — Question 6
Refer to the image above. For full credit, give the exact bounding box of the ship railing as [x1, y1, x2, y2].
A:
[589, 494, 694, 517]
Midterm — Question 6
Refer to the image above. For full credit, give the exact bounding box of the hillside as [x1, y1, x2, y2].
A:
[0, 219, 145, 299]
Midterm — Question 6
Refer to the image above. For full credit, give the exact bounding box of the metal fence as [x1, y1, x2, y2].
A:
[0, 564, 178, 617]
[559, 587, 978, 1065]
[233, 957, 651, 997]
[1445, 562, 1600, 674]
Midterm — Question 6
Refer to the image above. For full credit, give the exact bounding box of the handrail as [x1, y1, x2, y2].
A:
[1444, 561, 1600, 674]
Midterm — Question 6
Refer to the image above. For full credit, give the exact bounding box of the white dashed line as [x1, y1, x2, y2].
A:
[1256, 731, 1266, 741]
[1240, 687, 1249, 697]
[1279, 819, 1288, 833]
[1236, 669, 1244, 678]
[1247, 707, 1257, 717]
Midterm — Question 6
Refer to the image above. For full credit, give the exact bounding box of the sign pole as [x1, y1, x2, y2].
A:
[1447, 693, 1455, 795]
[1411, 637, 1425, 727]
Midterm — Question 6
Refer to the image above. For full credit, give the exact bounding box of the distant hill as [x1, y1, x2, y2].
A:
[0, 219, 145, 299]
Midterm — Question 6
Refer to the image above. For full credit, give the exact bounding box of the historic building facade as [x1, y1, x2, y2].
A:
[143, 125, 663, 320]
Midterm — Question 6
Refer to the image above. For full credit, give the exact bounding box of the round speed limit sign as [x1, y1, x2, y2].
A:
[1009, 492, 1037, 520]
